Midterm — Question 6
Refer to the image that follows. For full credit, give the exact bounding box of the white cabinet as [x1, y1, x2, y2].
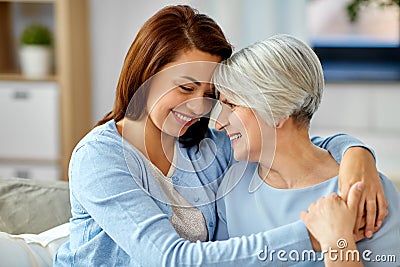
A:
[0, 0, 91, 181]
[0, 81, 59, 159]
[0, 81, 60, 180]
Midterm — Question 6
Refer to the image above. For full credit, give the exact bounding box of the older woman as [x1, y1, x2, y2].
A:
[214, 34, 399, 266]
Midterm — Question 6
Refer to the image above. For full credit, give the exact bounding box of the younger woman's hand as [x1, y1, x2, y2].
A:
[338, 147, 388, 239]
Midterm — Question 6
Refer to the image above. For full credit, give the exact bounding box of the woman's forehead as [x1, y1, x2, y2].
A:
[157, 61, 220, 84]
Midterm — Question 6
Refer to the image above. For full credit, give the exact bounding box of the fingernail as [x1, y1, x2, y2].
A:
[366, 231, 373, 238]
[376, 221, 382, 228]
[356, 183, 363, 191]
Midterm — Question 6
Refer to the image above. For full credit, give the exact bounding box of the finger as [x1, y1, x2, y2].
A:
[300, 210, 308, 223]
[355, 188, 366, 236]
[356, 201, 365, 236]
[354, 215, 366, 242]
[375, 192, 388, 230]
[365, 198, 377, 238]
[353, 228, 365, 242]
[340, 182, 351, 202]
[331, 192, 340, 198]
[347, 182, 364, 213]
[358, 216, 366, 229]
[308, 201, 317, 211]
[327, 192, 339, 200]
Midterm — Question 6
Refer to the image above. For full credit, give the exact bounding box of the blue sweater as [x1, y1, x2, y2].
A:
[217, 162, 400, 266]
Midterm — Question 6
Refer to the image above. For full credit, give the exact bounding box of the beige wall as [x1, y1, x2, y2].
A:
[310, 83, 400, 187]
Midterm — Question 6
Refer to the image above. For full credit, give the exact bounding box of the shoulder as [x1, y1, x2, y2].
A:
[74, 120, 122, 152]
[69, 120, 145, 184]
[376, 172, 400, 230]
[379, 172, 400, 202]
[217, 162, 258, 198]
[72, 120, 144, 161]
[70, 121, 126, 170]
[357, 172, 400, 256]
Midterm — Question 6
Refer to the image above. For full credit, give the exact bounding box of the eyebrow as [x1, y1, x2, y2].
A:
[181, 76, 201, 86]
[219, 96, 227, 103]
[221, 99, 231, 105]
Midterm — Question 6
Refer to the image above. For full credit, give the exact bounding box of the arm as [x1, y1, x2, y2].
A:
[71, 141, 313, 266]
[301, 183, 364, 267]
[214, 196, 229, 241]
[311, 134, 388, 239]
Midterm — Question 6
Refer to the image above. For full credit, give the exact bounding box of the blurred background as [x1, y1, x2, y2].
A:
[0, 0, 399, 188]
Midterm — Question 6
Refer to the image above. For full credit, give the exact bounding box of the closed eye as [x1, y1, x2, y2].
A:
[222, 100, 237, 109]
[179, 85, 215, 99]
[179, 85, 194, 92]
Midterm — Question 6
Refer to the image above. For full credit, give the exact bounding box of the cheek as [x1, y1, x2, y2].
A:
[247, 122, 262, 151]
[147, 99, 175, 131]
[229, 111, 246, 130]
[237, 112, 260, 137]
[149, 92, 179, 116]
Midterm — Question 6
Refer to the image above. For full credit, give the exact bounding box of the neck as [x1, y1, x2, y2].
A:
[258, 119, 339, 189]
[117, 117, 175, 175]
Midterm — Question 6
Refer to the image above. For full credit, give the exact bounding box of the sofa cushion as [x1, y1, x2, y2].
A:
[0, 177, 71, 234]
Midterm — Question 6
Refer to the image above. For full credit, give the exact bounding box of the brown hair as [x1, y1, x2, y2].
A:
[96, 5, 232, 146]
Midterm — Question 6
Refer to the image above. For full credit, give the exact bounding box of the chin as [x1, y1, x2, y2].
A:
[233, 150, 248, 162]
[162, 121, 189, 137]
[161, 127, 183, 138]
[177, 127, 189, 137]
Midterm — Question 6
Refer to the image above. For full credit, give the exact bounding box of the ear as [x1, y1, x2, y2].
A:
[276, 117, 289, 128]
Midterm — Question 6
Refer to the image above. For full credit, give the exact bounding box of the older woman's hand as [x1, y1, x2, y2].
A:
[338, 147, 389, 240]
[301, 183, 364, 267]
[301, 183, 363, 250]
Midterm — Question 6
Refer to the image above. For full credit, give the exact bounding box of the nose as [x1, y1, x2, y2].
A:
[213, 102, 232, 131]
[185, 97, 212, 116]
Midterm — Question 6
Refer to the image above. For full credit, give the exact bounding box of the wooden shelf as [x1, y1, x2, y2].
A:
[0, 0, 55, 3]
[0, 73, 57, 81]
[0, 158, 60, 165]
[0, 0, 92, 181]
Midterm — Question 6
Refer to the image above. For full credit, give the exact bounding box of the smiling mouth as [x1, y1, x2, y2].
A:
[172, 111, 198, 126]
[229, 133, 242, 142]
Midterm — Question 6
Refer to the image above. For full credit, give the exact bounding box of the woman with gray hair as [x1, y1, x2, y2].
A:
[214, 34, 400, 266]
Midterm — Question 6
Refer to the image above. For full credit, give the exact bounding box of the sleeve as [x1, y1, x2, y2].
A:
[356, 174, 400, 265]
[311, 133, 376, 163]
[70, 141, 313, 266]
[214, 197, 229, 241]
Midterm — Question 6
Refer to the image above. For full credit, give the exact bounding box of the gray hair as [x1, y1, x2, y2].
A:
[213, 34, 324, 128]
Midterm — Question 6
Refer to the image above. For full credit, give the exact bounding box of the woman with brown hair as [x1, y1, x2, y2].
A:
[53, 5, 385, 266]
